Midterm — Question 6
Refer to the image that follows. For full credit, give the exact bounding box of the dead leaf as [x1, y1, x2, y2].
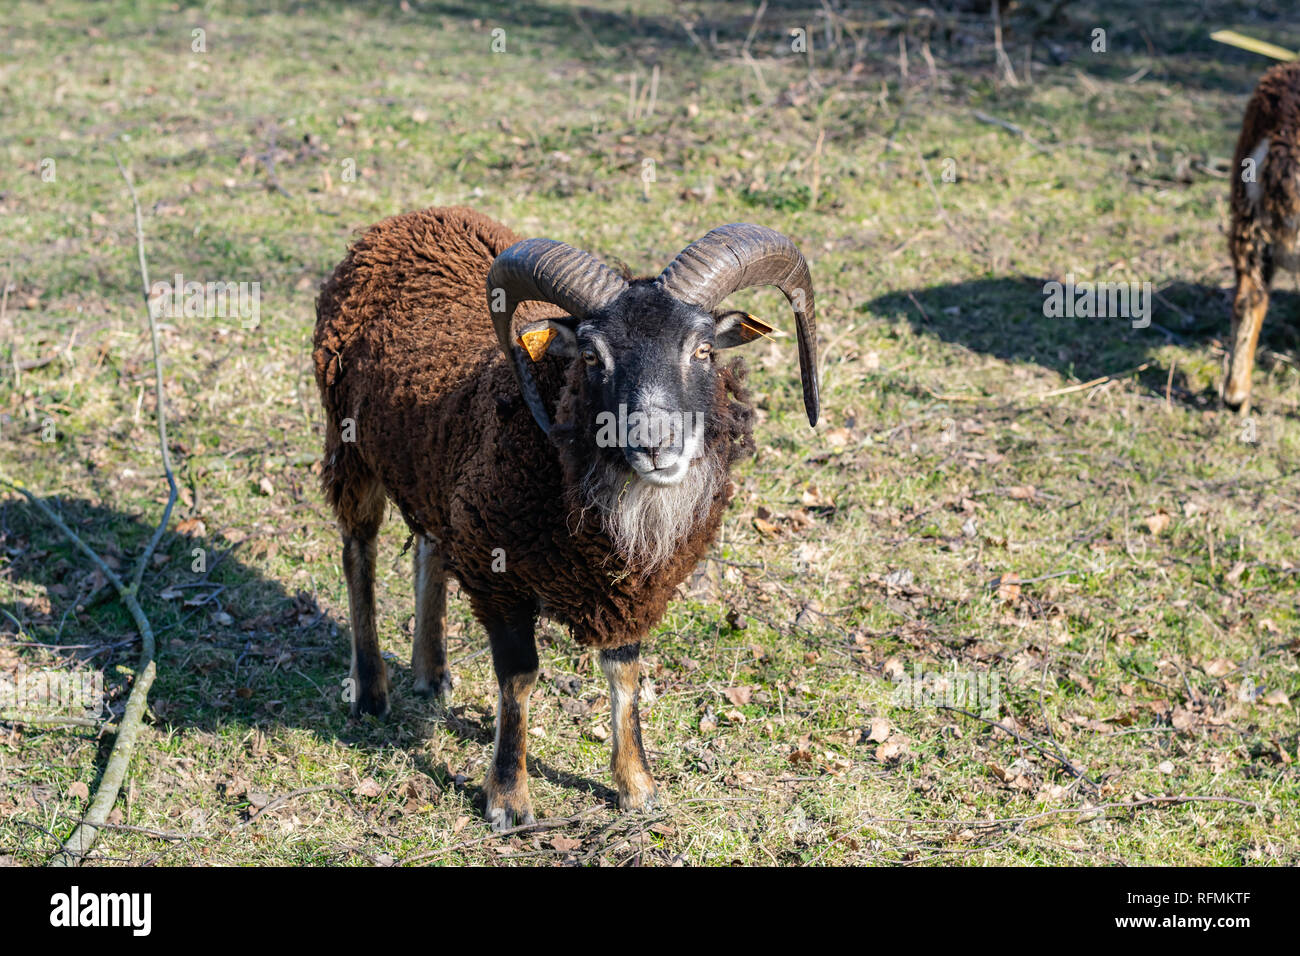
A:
[723, 686, 753, 706]
[867, 717, 891, 743]
[67, 781, 90, 801]
[883, 568, 914, 589]
[996, 572, 1021, 603]
[1144, 510, 1171, 535]
[875, 737, 909, 762]
[800, 484, 833, 508]
[175, 517, 206, 535]
[1204, 658, 1234, 678]
[823, 427, 851, 448]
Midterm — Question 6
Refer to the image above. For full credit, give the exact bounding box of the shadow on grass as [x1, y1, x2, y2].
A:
[864, 277, 1300, 409]
[0, 497, 616, 816]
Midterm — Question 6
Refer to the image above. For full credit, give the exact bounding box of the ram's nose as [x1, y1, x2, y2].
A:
[625, 407, 689, 484]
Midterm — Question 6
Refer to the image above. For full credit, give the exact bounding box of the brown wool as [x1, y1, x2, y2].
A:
[313, 207, 755, 649]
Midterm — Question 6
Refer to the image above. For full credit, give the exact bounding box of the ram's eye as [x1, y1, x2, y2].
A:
[693, 343, 712, 361]
[581, 348, 600, 367]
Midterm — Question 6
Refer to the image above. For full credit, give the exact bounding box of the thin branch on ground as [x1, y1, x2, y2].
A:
[0, 151, 178, 867]
[400, 804, 607, 865]
[938, 704, 1099, 794]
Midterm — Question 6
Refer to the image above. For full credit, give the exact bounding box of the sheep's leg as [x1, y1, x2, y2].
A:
[1224, 245, 1273, 413]
[411, 535, 451, 702]
[342, 531, 388, 717]
[337, 480, 389, 718]
[600, 642, 658, 812]
[483, 603, 539, 831]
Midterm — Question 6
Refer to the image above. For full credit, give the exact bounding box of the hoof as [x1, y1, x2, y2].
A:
[617, 780, 659, 813]
[350, 685, 390, 719]
[413, 671, 453, 706]
[1222, 388, 1251, 415]
[485, 798, 536, 833]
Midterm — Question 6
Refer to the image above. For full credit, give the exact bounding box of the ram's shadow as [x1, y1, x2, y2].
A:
[865, 277, 1300, 409]
[0, 497, 616, 811]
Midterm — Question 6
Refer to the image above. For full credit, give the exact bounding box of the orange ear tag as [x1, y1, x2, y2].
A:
[518, 327, 557, 362]
[740, 313, 776, 339]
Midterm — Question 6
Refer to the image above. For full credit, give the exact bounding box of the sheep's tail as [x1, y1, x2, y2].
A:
[313, 267, 384, 534]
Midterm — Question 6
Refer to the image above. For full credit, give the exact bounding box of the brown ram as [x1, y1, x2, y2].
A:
[313, 206, 818, 828]
[1226, 60, 1300, 412]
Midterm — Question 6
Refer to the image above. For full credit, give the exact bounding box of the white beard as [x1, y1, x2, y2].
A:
[576, 453, 723, 572]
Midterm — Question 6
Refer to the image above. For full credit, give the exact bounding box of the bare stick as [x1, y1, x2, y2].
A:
[808, 127, 826, 211]
[992, 0, 1018, 86]
[12, 326, 81, 371]
[0, 711, 110, 729]
[1, 470, 161, 866]
[238, 784, 346, 824]
[973, 110, 1048, 153]
[1022, 362, 1153, 400]
[401, 805, 607, 865]
[741, 0, 767, 58]
[113, 153, 179, 598]
[938, 705, 1099, 793]
[27, 152, 174, 866]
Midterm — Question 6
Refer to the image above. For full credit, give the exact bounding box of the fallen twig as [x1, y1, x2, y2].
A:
[400, 804, 606, 864]
[20, 151, 179, 867]
[240, 784, 346, 824]
[938, 704, 1099, 793]
[0, 712, 111, 729]
[973, 110, 1048, 153]
[1021, 362, 1153, 400]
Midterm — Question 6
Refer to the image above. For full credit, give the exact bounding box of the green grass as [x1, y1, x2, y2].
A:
[0, 0, 1297, 866]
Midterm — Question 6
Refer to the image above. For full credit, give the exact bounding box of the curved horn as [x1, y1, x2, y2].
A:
[486, 238, 628, 434]
[655, 224, 819, 427]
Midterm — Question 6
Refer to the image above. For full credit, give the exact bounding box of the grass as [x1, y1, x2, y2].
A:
[0, 0, 1297, 866]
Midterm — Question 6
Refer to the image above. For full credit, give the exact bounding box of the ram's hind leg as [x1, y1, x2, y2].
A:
[337, 479, 389, 718]
[482, 601, 539, 831]
[411, 535, 452, 702]
[600, 643, 658, 812]
[1225, 234, 1274, 413]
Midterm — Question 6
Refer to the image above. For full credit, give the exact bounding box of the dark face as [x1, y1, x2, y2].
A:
[520, 282, 761, 486]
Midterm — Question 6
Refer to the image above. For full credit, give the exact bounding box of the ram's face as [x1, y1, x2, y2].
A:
[579, 284, 719, 485]
[520, 282, 765, 486]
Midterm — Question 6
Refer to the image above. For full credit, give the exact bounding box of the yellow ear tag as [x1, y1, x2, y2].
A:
[518, 327, 557, 362]
[740, 313, 776, 340]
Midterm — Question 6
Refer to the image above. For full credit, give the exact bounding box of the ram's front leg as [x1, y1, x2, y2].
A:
[483, 603, 539, 831]
[600, 643, 658, 811]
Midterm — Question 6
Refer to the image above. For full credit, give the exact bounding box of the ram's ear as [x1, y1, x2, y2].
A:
[516, 318, 578, 361]
[713, 310, 776, 349]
